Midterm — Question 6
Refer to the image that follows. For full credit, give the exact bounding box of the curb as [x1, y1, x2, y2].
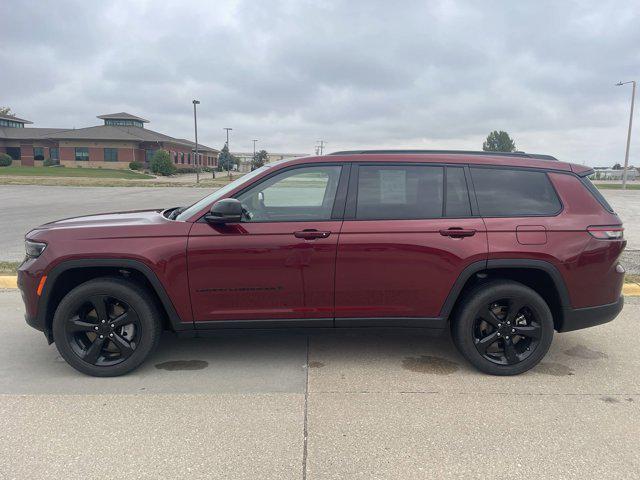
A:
[1, 275, 639, 296]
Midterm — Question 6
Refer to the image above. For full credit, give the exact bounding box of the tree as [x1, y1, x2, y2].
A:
[482, 130, 517, 152]
[217, 144, 238, 171]
[612, 163, 622, 170]
[149, 149, 176, 176]
[0, 107, 13, 116]
[251, 149, 268, 170]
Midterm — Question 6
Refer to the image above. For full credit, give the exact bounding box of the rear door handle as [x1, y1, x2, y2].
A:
[294, 229, 331, 240]
[439, 228, 476, 238]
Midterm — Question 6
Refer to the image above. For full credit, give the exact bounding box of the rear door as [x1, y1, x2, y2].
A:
[334, 163, 488, 325]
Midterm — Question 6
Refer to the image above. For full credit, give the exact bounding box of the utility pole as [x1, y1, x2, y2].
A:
[316, 140, 325, 155]
[616, 80, 636, 189]
[223, 127, 233, 179]
[193, 100, 200, 184]
[252, 139, 257, 170]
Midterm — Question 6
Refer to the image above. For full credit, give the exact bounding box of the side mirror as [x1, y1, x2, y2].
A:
[204, 198, 243, 224]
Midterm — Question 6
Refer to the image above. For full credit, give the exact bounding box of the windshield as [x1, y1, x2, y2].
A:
[175, 164, 275, 221]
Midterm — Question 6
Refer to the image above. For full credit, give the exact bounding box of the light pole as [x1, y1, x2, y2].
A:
[616, 80, 636, 189]
[192, 100, 200, 184]
[316, 140, 325, 155]
[224, 127, 233, 179]
[252, 139, 257, 170]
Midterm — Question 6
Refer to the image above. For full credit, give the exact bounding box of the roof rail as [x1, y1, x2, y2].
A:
[328, 149, 558, 161]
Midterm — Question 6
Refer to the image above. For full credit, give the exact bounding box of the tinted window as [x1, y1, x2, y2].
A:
[237, 165, 342, 222]
[356, 165, 443, 220]
[471, 168, 561, 216]
[75, 147, 89, 161]
[445, 167, 471, 217]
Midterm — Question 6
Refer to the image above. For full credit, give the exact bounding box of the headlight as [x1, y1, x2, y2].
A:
[25, 240, 47, 258]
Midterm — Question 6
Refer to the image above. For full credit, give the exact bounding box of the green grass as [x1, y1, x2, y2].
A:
[0, 166, 153, 179]
[594, 182, 640, 190]
[0, 262, 21, 274]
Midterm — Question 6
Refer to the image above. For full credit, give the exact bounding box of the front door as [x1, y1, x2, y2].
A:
[335, 163, 488, 324]
[188, 164, 347, 325]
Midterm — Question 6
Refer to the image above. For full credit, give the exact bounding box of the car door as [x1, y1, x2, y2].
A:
[187, 163, 349, 326]
[334, 163, 488, 326]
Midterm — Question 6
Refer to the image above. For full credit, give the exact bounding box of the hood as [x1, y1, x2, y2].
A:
[29, 209, 165, 233]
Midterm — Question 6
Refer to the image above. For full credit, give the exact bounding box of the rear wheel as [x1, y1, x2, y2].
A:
[452, 280, 554, 375]
[52, 277, 161, 376]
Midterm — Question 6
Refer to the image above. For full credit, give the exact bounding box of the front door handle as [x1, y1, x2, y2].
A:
[440, 228, 476, 238]
[294, 229, 331, 240]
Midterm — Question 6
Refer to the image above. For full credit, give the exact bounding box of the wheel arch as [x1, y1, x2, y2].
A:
[441, 259, 571, 331]
[38, 259, 188, 343]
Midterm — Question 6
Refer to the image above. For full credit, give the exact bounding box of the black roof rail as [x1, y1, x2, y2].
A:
[328, 149, 558, 161]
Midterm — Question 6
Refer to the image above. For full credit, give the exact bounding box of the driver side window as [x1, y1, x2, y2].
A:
[236, 165, 342, 222]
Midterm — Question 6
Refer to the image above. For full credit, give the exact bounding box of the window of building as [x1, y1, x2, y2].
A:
[33, 147, 44, 161]
[0, 119, 24, 128]
[105, 119, 144, 128]
[356, 165, 444, 220]
[104, 148, 118, 162]
[237, 166, 342, 222]
[145, 149, 155, 163]
[180, 152, 184, 164]
[6, 147, 20, 160]
[445, 167, 471, 217]
[188, 153, 191, 164]
[75, 147, 89, 161]
[470, 167, 561, 217]
[173, 152, 178, 164]
[50, 147, 59, 161]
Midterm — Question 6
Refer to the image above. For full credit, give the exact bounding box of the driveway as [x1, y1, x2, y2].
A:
[0, 289, 638, 479]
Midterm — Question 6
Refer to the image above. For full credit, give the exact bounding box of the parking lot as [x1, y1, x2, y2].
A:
[0, 289, 638, 479]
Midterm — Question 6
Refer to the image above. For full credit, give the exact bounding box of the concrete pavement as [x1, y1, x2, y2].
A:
[0, 289, 638, 479]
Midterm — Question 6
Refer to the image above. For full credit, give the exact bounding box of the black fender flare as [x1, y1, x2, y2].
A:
[439, 258, 571, 318]
[38, 258, 190, 340]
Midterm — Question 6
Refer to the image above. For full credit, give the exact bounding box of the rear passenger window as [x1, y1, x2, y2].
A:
[445, 167, 471, 217]
[356, 165, 443, 220]
[471, 167, 561, 216]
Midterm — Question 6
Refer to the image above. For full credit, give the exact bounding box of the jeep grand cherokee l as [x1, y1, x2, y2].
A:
[18, 150, 625, 376]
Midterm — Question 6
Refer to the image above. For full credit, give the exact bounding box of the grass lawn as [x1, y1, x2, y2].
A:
[0, 166, 153, 179]
[0, 261, 21, 274]
[594, 182, 640, 190]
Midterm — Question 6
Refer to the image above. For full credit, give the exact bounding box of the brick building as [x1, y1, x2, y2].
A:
[0, 112, 218, 169]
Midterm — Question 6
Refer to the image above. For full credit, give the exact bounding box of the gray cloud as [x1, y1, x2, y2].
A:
[1, 0, 638, 164]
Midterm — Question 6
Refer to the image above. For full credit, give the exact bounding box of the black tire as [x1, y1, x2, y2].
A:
[451, 280, 554, 375]
[52, 277, 162, 377]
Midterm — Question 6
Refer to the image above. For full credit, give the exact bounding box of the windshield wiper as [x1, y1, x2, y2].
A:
[166, 207, 186, 220]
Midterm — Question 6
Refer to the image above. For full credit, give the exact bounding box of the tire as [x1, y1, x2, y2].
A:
[52, 277, 162, 377]
[451, 280, 554, 375]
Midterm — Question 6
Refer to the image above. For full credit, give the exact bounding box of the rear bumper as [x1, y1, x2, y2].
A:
[559, 296, 624, 332]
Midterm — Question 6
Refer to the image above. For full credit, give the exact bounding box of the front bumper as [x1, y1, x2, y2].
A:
[559, 296, 624, 332]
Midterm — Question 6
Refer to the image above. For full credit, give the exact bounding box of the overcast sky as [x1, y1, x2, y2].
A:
[1, 0, 638, 165]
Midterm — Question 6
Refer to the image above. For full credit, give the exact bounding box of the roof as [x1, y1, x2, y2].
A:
[0, 113, 33, 124]
[97, 112, 150, 123]
[176, 139, 218, 153]
[0, 127, 69, 140]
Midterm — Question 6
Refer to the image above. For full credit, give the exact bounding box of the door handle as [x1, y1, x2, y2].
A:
[294, 229, 331, 240]
[439, 228, 476, 238]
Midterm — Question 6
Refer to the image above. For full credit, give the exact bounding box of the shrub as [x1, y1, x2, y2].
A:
[43, 158, 54, 166]
[0, 153, 12, 167]
[149, 150, 176, 176]
[129, 161, 143, 171]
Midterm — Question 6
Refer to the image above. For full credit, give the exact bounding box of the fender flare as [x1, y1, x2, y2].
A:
[439, 258, 571, 318]
[37, 258, 189, 337]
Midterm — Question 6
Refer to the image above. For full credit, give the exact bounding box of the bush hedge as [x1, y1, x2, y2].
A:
[0, 153, 12, 167]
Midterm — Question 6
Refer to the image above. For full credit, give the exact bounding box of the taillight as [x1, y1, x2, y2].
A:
[587, 226, 624, 240]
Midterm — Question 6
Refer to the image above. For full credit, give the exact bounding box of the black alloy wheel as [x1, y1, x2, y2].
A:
[52, 277, 161, 376]
[65, 294, 141, 366]
[452, 280, 554, 375]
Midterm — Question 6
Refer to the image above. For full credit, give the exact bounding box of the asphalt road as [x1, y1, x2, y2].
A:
[0, 185, 639, 268]
[0, 289, 638, 479]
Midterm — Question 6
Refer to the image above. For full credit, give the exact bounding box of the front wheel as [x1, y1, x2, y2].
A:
[451, 280, 554, 375]
[52, 277, 162, 377]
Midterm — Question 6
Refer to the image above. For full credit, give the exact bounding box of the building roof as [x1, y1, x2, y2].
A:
[97, 112, 150, 123]
[0, 113, 33, 124]
[0, 127, 69, 140]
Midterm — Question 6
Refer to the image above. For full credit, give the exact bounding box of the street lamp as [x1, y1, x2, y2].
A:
[224, 127, 233, 179]
[616, 80, 636, 189]
[193, 100, 200, 184]
[252, 139, 257, 169]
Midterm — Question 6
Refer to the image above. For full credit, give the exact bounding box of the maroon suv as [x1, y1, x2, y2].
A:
[18, 150, 626, 376]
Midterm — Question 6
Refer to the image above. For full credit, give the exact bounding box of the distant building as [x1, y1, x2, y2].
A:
[0, 112, 218, 169]
[233, 151, 308, 172]
[591, 167, 638, 181]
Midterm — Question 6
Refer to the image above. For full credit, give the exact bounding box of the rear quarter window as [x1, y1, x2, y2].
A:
[471, 167, 561, 217]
